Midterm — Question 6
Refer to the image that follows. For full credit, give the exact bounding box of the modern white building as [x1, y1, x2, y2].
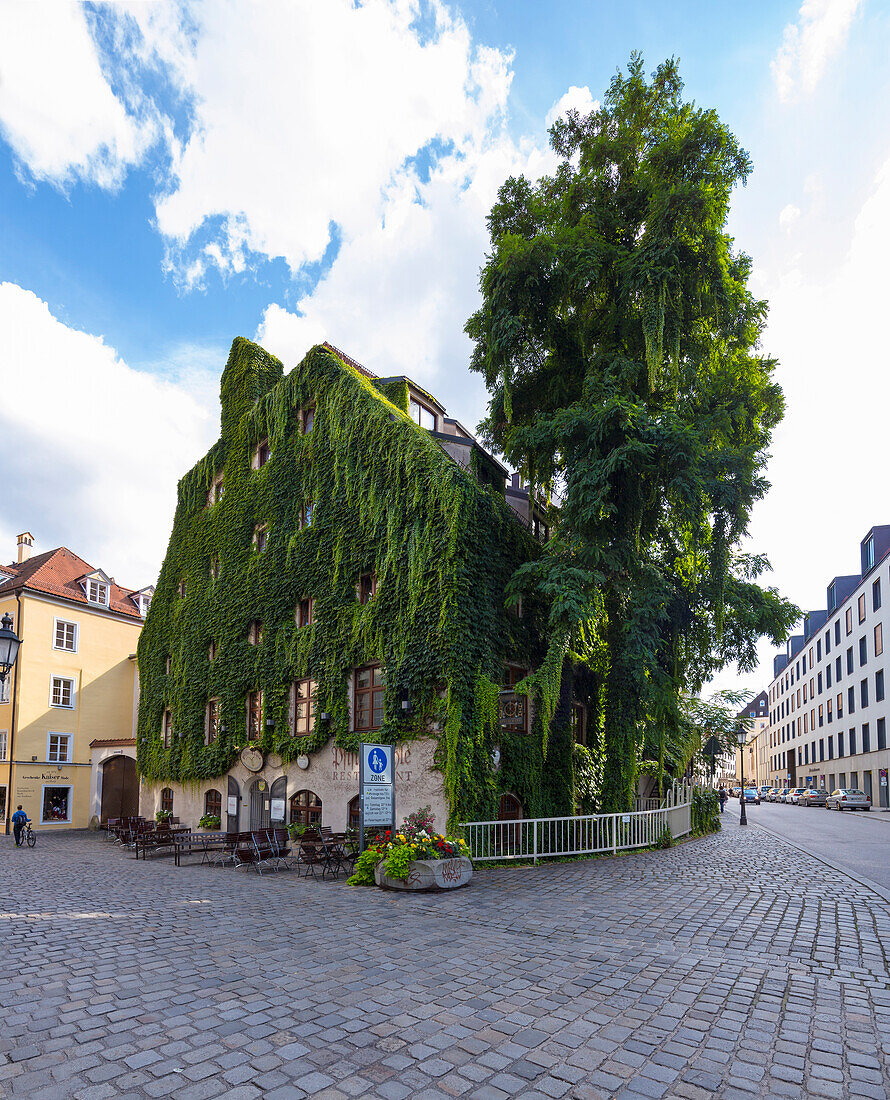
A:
[767, 526, 890, 806]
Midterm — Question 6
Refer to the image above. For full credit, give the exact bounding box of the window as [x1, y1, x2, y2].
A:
[210, 557, 220, 582]
[859, 594, 867, 624]
[348, 794, 361, 830]
[827, 697, 832, 723]
[166, 656, 172, 675]
[500, 665, 529, 733]
[826, 665, 832, 689]
[162, 709, 173, 748]
[817, 672, 822, 695]
[409, 398, 436, 431]
[875, 623, 883, 657]
[837, 691, 844, 718]
[53, 619, 77, 652]
[860, 678, 869, 708]
[862, 723, 870, 753]
[849, 727, 856, 755]
[876, 669, 885, 703]
[835, 621, 841, 645]
[864, 533, 875, 572]
[0, 730, 6, 761]
[300, 502, 314, 530]
[838, 731, 845, 757]
[874, 578, 882, 612]
[847, 647, 854, 674]
[803, 683, 808, 704]
[161, 788, 174, 815]
[804, 744, 809, 764]
[50, 676, 74, 709]
[828, 736, 834, 760]
[253, 525, 268, 553]
[819, 739, 824, 762]
[357, 572, 377, 605]
[809, 647, 814, 667]
[848, 686, 855, 715]
[47, 733, 71, 763]
[354, 665, 385, 731]
[206, 698, 220, 745]
[208, 640, 217, 662]
[292, 678, 317, 736]
[42, 786, 72, 823]
[290, 789, 321, 826]
[300, 405, 315, 434]
[87, 579, 109, 606]
[572, 703, 586, 746]
[846, 608, 853, 635]
[253, 438, 271, 469]
[207, 474, 224, 506]
[204, 789, 222, 820]
[836, 656, 842, 680]
[0, 678, 9, 704]
[296, 598, 314, 628]
[818, 704, 823, 727]
[828, 582, 837, 611]
[817, 641, 821, 662]
[859, 636, 868, 666]
[825, 630, 831, 655]
[878, 718, 887, 751]
[248, 620, 263, 646]
[178, 580, 186, 598]
[246, 691, 263, 740]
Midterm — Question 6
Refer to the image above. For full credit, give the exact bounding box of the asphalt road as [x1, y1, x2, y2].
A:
[726, 797, 890, 896]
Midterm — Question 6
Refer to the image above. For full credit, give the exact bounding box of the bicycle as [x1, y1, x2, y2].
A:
[16, 821, 36, 848]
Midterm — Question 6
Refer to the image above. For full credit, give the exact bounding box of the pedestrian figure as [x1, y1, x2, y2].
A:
[11, 805, 29, 846]
[718, 787, 727, 814]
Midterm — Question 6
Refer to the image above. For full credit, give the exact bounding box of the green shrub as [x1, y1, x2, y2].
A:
[347, 848, 382, 886]
[691, 788, 721, 835]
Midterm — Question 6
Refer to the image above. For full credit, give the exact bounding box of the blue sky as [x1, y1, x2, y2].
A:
[1, 0, 888, 695]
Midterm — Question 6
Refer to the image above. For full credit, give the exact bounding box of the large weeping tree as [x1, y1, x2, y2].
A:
[466, 55, 797, 811]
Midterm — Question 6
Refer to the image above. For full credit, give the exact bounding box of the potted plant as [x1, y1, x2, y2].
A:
[198, 813, 221, 831]
[348, 806, 473, 891]
[155, 809, 173, 824]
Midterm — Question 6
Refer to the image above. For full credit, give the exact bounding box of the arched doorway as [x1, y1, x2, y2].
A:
[348, 794, 360, 830]
[100, 755, 138, 823]
[248, 778, 271, 830]
[227, 776, 240, 833]
[290, 789, 322, 827]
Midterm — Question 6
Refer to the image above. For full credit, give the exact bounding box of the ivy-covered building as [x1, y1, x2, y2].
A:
[137, 339, 576, 831]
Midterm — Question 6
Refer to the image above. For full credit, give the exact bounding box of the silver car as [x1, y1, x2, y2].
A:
[787, 788, 808, 804]
[799, 788, 828, 807]
[826, 788, 871, 811]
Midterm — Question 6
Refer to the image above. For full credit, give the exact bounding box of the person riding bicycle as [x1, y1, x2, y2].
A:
[11, 805, 30, 847]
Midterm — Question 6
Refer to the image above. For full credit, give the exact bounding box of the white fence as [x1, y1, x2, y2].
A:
[460, 795, 692, 864]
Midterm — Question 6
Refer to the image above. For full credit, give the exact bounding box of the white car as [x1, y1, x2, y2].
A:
[826, 788, 871, 811]
[788, 788, 808, 805]
[758, 786, 772, 800]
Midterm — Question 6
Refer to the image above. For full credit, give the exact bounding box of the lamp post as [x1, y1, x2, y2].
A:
[1, 611, 23, 836]
[736, 727, 748, 826]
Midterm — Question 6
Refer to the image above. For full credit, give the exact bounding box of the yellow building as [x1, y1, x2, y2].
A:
[0, 533, 149, 831]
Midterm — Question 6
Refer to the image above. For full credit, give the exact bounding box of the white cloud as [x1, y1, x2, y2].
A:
[0, 282, 216, 585]
[778, 203, 801, 231]
[772, 0, 863, 103]
[545, 85, 597, 129]
[0, 1, 154, 188]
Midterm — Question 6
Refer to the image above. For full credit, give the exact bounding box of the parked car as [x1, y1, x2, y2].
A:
[826, 788, 871, 811]
[777, 787, 792, 802]
[730, 786, 741, 798]
[799, 788, 828, 807]
[758, 786, 772, 800]
[741, 787, 761, 805]
[787, 788, 808, 804]
[765, 788, 780, 801]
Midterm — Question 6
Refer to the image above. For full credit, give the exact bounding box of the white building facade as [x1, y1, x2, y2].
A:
[767, 526, 890, 806]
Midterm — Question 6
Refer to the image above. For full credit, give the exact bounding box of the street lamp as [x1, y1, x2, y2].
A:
[736, 726, 748, 826]
[0, 612, 21, 684]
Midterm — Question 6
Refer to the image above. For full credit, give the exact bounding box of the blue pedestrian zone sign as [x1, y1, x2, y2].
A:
[360, 743, 395, 835]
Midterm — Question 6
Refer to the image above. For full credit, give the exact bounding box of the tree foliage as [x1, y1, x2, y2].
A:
[466, 55, 798, 810]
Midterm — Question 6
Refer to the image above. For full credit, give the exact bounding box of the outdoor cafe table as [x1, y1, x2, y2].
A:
[134, 825, 190, 859]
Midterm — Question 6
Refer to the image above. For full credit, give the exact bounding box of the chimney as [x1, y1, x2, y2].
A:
[511, 472, 521, 490]
[16, 532, 34, 564]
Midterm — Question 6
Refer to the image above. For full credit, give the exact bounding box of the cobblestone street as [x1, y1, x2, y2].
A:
[2, 819, 889, 1100]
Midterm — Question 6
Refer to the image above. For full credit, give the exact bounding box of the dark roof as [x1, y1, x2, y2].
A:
[322, 341, 377, 380]
[89, 738, 136, 748]
[0, 547, 144, 620]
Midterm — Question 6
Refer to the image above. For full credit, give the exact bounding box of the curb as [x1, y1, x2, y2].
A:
[751, 820, 890, 906]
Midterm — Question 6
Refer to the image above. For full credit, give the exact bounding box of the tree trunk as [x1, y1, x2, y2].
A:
[600, 590, 640, 812]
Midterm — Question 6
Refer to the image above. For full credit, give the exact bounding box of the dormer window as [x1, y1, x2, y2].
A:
[248, 620, 263, 646]
[296, 598, 314, 628]
[207, 474, 224, 506]
[300, 502, 314, 530]
[409, 398, 436, 431]
[87, 579, 109, 606]
[253, 438, 271, 469]
[357, 572, 377, 605]
[253, 525, 269, 553]
[300, 405, 315, 434]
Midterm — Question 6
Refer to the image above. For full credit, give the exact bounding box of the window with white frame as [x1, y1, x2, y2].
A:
[86, 579, 109, 606]
[50, 676, 75, 708]
[0, 730, 7, 761]
[409, 398, 436, 431]
[47, 733, 72, 763]
[0, 678, 9, 704]
[54, 619, 78, 652]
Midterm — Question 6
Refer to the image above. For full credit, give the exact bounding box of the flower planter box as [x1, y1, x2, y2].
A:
[375, 857, 473, 891]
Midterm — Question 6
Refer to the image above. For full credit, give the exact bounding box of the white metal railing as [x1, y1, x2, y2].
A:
[461, 796, 692, 864]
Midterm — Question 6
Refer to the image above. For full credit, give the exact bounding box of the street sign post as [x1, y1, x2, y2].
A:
[359, 743, 395, 852]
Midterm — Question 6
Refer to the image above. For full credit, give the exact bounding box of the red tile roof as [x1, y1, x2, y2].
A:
[0, 547, 144, 620]
[322, 341, 377, 380]
[89, 737, 136, 748]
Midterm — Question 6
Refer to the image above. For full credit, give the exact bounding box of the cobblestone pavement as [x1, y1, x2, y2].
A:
[2, 819, 890, 1100]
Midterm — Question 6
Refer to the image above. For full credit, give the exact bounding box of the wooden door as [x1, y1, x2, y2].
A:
[100, 755, 138, 823]
[227, 776, 240, 833]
